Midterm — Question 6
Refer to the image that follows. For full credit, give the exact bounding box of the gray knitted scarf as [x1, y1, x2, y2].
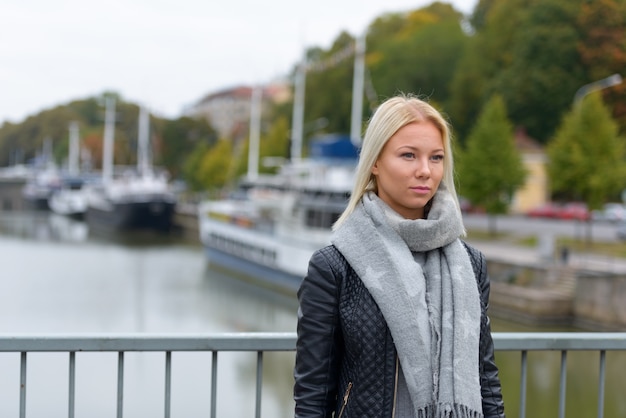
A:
[331, 188, 482, 418]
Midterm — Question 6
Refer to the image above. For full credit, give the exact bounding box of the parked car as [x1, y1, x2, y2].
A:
[526, 203, 562, 218]
[557, 202, 591, 221]
[591, 203, 626, 223]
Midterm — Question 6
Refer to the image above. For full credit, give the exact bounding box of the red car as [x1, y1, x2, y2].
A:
[557, 203, 590, 221]
[526, 203, 562, 218]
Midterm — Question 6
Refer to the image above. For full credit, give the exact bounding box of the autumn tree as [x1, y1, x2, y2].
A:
[577, 0, 626, 131]
[458, 95, 526, 235]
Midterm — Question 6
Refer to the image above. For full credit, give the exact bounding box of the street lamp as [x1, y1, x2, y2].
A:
[574, 73, 622, 105]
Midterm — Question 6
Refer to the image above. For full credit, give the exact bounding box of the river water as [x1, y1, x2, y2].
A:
[0, 211, 624, 417]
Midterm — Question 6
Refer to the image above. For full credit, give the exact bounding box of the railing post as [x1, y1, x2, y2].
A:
[117, 351, 124, 418]
[597, 350, 606, 418]
[69, 351, 76, 418]
[255, 351, 263, 418]
[164, 351, 172, 418]
[519, 350, 527, 418]
[20, 351, 27, 418]
[211, 351, 218, 418]
[558, 350, 567, 418]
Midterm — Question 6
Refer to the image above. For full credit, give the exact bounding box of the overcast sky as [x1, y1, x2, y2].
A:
[1, 0, 476, 125]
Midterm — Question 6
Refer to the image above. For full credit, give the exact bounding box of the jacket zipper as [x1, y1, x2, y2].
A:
[392, 355, 399, 417]
[337, 381, 353, 418]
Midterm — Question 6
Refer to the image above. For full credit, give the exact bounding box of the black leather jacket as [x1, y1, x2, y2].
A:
[294, 242, 505, 418]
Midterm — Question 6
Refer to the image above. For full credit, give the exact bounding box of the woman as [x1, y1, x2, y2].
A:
[293, 94, 505, 417]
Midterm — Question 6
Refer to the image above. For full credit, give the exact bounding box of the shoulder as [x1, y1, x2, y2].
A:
[299, 245, 351, 299]
[461, 240, 484, 261]
[310, 245, 350, 272]
[461, 240, 486, 278]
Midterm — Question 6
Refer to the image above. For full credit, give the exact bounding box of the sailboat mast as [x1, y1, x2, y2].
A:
[68, 121, 80, 176]
[350, 34, 366, 146]
[102, 96, 116, 183]
[247, 86, 262, 181]
[137, 106, 151, 176]
[290, 58, 306, 162]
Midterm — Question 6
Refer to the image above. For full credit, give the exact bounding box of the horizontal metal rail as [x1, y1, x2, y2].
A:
[0, 332, 625, 418]
[0, 332, 297, 352]
[2, 332, 624, 352]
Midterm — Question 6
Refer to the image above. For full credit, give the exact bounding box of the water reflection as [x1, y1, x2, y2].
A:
[0, 211, 297, 417]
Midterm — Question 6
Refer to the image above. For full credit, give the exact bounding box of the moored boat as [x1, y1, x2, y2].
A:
[85, 99, 177, 233]
[198, 135, 357, 290]
[48, 174, 99, 220]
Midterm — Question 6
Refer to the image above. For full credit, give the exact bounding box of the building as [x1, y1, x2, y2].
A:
[186, 82, 291, 141]
[511, 128, 548, 214]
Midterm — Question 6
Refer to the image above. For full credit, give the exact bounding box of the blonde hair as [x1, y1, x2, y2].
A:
[333, 93, 461, 230]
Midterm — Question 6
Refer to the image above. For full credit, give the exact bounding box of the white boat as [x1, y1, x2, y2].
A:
[49, 172, 103, 220]
[86, 99, 177, 233]
[48, 122, 97, 220]
[22, 167, 62, 210]
[85, 167, 176, 232]
[198, 136, 357, 290]
[199, 36, 366, 288]
[22, 138, 61, 210]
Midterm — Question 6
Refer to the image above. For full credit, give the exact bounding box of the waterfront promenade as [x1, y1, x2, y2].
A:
[470, 239, 626, 275]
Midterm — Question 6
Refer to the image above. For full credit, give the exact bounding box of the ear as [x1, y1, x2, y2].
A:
[371, 160, 379, 175]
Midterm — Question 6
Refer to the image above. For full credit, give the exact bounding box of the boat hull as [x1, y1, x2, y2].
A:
[204, 247, 303, 293]
[87, 199, 176, 232]
[199, 214, 327, 291]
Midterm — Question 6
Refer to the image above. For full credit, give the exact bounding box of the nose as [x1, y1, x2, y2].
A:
[415, 157, 431, 178]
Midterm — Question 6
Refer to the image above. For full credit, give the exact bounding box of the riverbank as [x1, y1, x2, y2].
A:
[468, 239, 626, 330]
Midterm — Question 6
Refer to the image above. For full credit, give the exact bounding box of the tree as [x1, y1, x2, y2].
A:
[197, 139, 235, 193]
[160, 116, 217, 179]
[546, 92, 626, 211]
[576, 0, 626, 131]
[233, 115, 291, 178]
[368, 4, 467, 105]
[182, 141, 210, 193]
[458, 95, 527, 235]
[492, 0, 584, 143]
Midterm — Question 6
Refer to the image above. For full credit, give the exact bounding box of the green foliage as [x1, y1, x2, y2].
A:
[233, 116, 292, 179]
[304, 32, 355, 137]
[546, 92, 626, 209]
[183, 139, 234, 192]
[182, 141, 210, 192]
[160, 116, 217, 179]
[198, 139, 234, 192]
[367, 4, 467, 105]
[458, 95, 527, 215]
[0, 92, 145, 169]
[491, 0, 584, 142]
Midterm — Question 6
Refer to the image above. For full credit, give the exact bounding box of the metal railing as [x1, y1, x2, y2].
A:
[0, 332, 625, 418]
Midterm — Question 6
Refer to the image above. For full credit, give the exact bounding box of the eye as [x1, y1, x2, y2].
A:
[400, 152, 416, 159]
[430, 154, 444, 162]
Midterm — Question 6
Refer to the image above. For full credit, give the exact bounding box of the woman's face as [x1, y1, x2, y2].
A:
[371, 121, 445, 220]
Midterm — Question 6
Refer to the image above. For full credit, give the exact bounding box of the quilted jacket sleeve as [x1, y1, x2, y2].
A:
[293, 248, 342, 418]
[468, 244, 506, 418]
